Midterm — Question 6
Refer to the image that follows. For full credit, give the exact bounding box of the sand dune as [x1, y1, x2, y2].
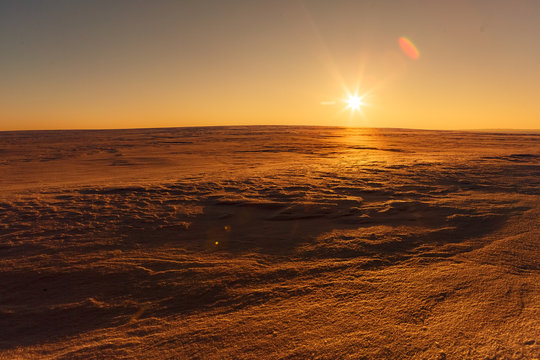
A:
[0, 126, 539, 359]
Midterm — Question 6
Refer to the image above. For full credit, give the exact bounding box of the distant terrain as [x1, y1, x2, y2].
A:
[1, 126, 538, 359]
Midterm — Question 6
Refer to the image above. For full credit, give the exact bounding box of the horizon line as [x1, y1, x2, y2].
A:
[1, 124, 539, 134]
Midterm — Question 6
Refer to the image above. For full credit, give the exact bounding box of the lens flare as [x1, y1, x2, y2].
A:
[398, 37, 419, 59]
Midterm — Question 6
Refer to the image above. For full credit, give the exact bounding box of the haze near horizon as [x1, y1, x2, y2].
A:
[1, 0, 539, 130]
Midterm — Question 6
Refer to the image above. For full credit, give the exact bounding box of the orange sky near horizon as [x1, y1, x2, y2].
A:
[1, 1, 539, 131]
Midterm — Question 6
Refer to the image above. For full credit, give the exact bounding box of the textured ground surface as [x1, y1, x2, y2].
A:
[0, 126, 539, 359]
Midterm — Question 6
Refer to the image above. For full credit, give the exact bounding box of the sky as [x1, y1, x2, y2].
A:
[1, 0, 539, 130]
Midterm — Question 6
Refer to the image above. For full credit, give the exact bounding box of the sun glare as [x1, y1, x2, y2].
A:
[345, 94, 364, 112]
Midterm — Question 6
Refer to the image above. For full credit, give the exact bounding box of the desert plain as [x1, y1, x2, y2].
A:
[0, 126, 539, 359]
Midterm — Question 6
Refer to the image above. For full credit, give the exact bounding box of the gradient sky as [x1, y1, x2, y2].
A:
[1, 0, 539, 130]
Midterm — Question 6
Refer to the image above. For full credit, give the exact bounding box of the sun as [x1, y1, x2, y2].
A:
[345, 94, 364, 112]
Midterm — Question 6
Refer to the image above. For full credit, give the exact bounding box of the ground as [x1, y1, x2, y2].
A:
[0, 126, 539, 359]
